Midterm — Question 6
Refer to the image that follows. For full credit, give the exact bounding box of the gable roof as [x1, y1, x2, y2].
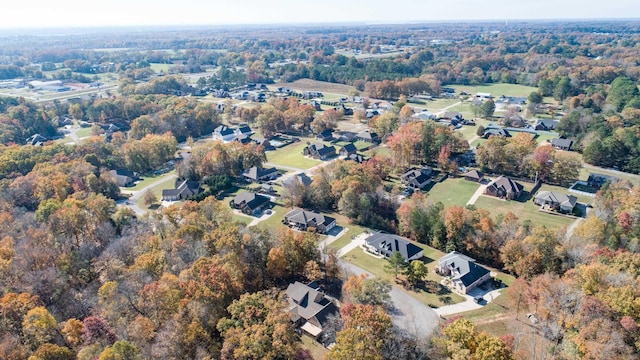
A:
[230, 191, 271, 210]
[243, 166, 278, 181]
[284, 208, 335, 228]
[535, 118, 558, 130]
[345, 153, 366, 163]
[356, 130, 378, 141]
[463, 169, 484, 180]
[486, 176, 523, 195]
[340, 143, 357, 154]
[551, 138, 573, 149]
[214, 125, 234, 136]
[286, 282, 337, 329]
[308, 143, 336, 157]
[283, 173, 313, 188]
[365, 233, 423, 261]
[535, 191, 577, 208]
[439, 251, 490, 287]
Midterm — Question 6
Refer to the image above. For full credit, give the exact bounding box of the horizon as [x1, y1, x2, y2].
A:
[2, 0, 639, 31]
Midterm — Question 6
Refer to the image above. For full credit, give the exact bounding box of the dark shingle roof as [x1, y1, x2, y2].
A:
[535, 191, 577, 208]
[243, 166, 278, 181]
[365, 233, 423, 261]
[230, 192, 270, 211]
[439, 251, 490, 287]
[284, 208, 335, 228]
[340, 143, 357, 155]
[551, 138, 573, 149]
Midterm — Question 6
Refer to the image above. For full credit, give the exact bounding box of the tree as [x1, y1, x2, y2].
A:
[607, 76, 640, 111]
[29, 343, 74, 360]
[97, 340, 140, 360]
[384, 251, 408, 280]
[528, 91, 543, 104]
[343, 274, 392, 308]
[404, 260, 429, 288]
[327, 304, 392, 360]
[481, 99, 495, 119]
[22, 306, 58, 348]
[143, 190, 157, 206]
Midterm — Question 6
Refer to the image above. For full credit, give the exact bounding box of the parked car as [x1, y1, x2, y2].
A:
[473, 296, 483, 303]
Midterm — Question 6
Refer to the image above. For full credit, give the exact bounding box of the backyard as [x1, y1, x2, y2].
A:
[473, 194, 577, 229]
[425, 177, 481, 207]
[266, 139, 324, 169]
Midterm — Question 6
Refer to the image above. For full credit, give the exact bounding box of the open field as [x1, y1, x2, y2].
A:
[423, 98, 460, 111]
[450, 83, 539, 98]
[274, 79, 356, 95]
[342, 243, 466, 307]
[266, 140, 324, 169]
[425, 177, 481, 207]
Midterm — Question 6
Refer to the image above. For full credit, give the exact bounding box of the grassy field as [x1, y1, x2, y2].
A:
[425, 177, 481, 207]
[266, 140, 324, 169]
[76, 127, 93, 138]
[300, 335, 329, 359]
[342, 243, 466, 307]
[473, 194, 576, 229]
[274, 79, 356, 95]
[327, 225, 367, 250]
[150, 63, 172, 73]
[129, 170, 177, 191]
[423, 98, 460, 111]
[232, 214, 252, 225]
[450, 83, 539, 98]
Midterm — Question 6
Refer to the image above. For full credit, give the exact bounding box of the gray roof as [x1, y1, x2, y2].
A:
[308, 143, 336, 157]
[243, 166, 278, 181]
[551, 138, 573, 149]
[356, 130, 378, 140]
[286, 282, 337, 328]
[230, 191, 271, 210]
[463, 169, 484, 180]
[340, 143, 357, 155]
[439, 251, 490, 287]
[365, 233, 423, 261]
[535, 191, 577, 208]
[284, 208, 335, 228]
[535, 119, 558, 130]
[487, 176, 523, 195]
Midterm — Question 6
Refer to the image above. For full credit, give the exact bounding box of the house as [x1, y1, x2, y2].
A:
[551, 138, 574, 151]
[336, 131, 357, 142]
[316, 129, 334, 142]
[496, 95, 527, 105]
[229, 192, 271, 216]
[311, 101, 322, 111]
[286, 281, 339, 339]
[251, 137, 271, 148]
[438, 111, 463, 121]
[476, 92, 493, 99]
[235, 125, 252, 137]
[108, 169, 139, 187]
[587, 173, 618, 189]
[303, 143, 336, 160]
[355, 130, 379, 143]
[462, 169, 484, 183]
[282, 173, 313, 188]
[436, 251, 491, 294]
[243, 166, 279, 183]
[282, 208, 336, 234]
[26, 134, 48, 146]
[345, 153, 366, 163]
[161, 180, 202, 201]
[364, 232, 424, 261]
[401, 167, 433, 189]
[415, 111, 436, 121]
[484, 176, 523, 200]
[534, 191, 578, 213]
[483, 127, 511, 138]
[339, 143, 357, 157]
[534, 119, 558, 131]
[212, 125, 236, 142]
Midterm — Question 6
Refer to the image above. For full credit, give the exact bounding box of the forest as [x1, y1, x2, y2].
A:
[0, 20, 639, 359]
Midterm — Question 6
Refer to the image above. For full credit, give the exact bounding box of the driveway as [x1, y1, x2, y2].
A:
[434, 287, 503, 317]
[466, 183, 488, 206]
[339, 260, 441, 338]
[336, 232, 368, 257]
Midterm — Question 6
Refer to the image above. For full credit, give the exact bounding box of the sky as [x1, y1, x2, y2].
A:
[2, 0, 639, 29]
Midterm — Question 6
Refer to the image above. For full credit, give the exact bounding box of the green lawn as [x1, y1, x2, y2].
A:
[76, 127, 93, 138]
[450, 83, 539, 98]
[232, 214, 252, 225]
[424, 98, 460, 111]
[266, 140, 323, 169]
[342, 243, 466, 307]
[473, 195, 576, 229]
[150, 63, 172, 73]
[327, 225, 367, 250]
[136, 176, 178, 210]
[129, 170, 177, 191]
[535, 133, 557, 145]
[425, 177, 481, 207]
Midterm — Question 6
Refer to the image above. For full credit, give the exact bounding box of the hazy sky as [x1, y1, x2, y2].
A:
[2, 0, 639, 29]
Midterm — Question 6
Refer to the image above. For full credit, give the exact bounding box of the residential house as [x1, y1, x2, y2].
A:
[484, 176, 523, 200]
[534, 191, 578, 213]
[438, 111, 463, 121]
[364, 232, 424, 261]
[534, 119, 558, 131]
[286, 281, 339, 339]
[414, 111, 436, 121]
[234, 134, 252, 145]
[303, 143, 336, 160]
[282, 208, 336, 234]
[243, 166, 279, 183]
[316, 129, 334, 142]
[462, 169, 484, 183]
[108, 169, 139, 187]
[496, 95, 527, 105]
[251, 137, 271, 148]
[587, 173, 618, 189]
[229, 192, 271, 216]
[401, 167, 433, 189]
[551, 138, 574, 151]
[483, 127, 511, 138]
[235, 125, 252, 137]
[26, 134, 48, 146]
[355, 130, 379, 143]
[345, 153, 366, 163]
[476, 92, 493, 99]
[436, 251, 491, 294]
[336, 131, 357, 142]
[282, 173, 313, 188]
[212, 125, 236, 142]
[339, 143, 357, 157]
[161, 180, 202, 201]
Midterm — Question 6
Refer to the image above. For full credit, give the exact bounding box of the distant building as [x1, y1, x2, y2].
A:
[401, 167, 433, 189]
[303, 143, 336, 160]
[109, 169, 139, 187]
[551, 138, 574, 151]
[242, 166, 279, 183]
[355, 130, 379, 143]
[534, 191, 577, 213]
[26, 134, 48, 146]
[534, 119, 558, 131]
[339, 143, 357, 157]
[462, 169, 484, 183]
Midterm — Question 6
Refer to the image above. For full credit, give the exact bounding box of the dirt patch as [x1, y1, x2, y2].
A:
[274, 79, 355, 95]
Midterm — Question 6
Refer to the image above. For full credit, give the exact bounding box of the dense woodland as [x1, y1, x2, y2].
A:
[0, 21, 639, 359]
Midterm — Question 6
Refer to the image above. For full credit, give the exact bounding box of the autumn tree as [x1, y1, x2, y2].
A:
[342, 274, 392, 308]
[327, 304, 392, 360]
[404, 260, 429, 288]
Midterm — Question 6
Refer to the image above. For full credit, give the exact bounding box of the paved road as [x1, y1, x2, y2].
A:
[122, 173, 178, 216]
[339, 260, 441, 338]
[434, 288, 503, 317]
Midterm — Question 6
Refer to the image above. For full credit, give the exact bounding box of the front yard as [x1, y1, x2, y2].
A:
[473, 194, 576, 229]
[425, 177, 481, 207]
[266, 139, 324, 169]
[342, 243, 466, 307]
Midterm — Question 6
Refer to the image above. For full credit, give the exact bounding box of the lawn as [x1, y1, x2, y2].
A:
[150, 63, 172, 73]
[135, 176, 178, 210]
[423, 98, 460, 111]
[232, 214, 252, 225]
[342, 244, 466, 307]
[300, 335, 329, 360]
[535, 133, 557, 145]
[425, 177, 481, 207]
[76, 127, 93, 138]
[473, 195, 576, 229]
[266, 140, 323, 169]
[327, 225, 366, 250]
[129, 170, 177, 191]
[450, 83, 539, 98]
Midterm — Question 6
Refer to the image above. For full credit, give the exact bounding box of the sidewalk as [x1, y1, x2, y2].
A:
[337, 232, 369, 257]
